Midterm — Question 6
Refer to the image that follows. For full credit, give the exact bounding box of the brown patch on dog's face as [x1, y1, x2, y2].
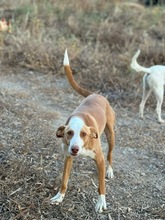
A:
[64, 126, 74, 143]
[76, 125, 98, 147]
[56, 125, 76, 146]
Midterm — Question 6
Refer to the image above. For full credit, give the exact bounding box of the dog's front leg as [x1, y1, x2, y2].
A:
[95, 154, 107, 213]
[50, 156, 73, 204]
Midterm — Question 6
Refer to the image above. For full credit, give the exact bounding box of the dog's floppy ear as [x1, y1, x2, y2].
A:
[90, 127, 98, 139]
[56, 125, 66, 138]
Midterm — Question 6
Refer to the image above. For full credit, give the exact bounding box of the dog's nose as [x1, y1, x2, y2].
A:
[71, 145, 79, 155]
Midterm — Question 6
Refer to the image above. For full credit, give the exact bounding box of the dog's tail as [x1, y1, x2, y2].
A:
[63, 49, 92, 98]
[130, 49, 151, 74]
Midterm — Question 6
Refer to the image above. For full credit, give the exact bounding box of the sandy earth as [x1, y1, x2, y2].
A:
[0, 67, 165, 220]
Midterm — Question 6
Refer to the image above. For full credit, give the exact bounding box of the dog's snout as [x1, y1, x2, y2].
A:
[71, 145, 79, 155]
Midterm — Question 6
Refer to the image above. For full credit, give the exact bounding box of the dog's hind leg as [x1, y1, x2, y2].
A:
[139, 74, 152, 119]
[153, 87, 164, 123]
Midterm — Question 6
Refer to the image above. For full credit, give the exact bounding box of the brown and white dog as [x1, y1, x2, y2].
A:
[50, 50, 115, 213]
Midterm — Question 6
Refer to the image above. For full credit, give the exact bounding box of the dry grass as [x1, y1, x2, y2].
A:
[0, 0, 165, 97]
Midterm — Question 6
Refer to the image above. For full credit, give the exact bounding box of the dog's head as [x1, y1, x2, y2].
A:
[56, 117, 98, 157]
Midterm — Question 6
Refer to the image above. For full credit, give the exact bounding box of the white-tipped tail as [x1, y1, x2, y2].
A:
[130, 49, 151, 73]
[63, 49, 69, 66]
[134, 49, 141, 60]
[130, 49, 141, 70]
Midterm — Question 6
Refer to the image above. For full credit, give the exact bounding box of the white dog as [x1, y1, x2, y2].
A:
[131, 49, 165, 123]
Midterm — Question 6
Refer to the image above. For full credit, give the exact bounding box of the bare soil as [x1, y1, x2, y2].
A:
[0, 67, 165, 220]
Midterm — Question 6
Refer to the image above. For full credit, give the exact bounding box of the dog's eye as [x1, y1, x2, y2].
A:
[67, 130, 73, 136]
[81, 131, 87, 137]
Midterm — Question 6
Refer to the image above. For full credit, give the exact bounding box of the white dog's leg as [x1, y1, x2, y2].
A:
[139, 90, 151, 118]
[156, 101, 164, 123]
[140, 74, 152, 119]
[50, 192, 65, 204]
[95, 194, 107, 213]
[154, 87, 165, 123]
[140, 77, 152, 118]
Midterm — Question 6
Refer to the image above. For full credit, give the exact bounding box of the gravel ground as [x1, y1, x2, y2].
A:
[0, 67, 165, 220]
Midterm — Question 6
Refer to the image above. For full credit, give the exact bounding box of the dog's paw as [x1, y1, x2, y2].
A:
[139, 111, 144, 119]
[159, 119, 165, 124]
[95, 194, 107, 213]
[106, 165, 114, 179]
[50, 192, 65, 205]
[139, 114, 144, 120]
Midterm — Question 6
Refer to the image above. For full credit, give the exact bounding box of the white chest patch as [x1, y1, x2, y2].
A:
[80, 148, 95, 159]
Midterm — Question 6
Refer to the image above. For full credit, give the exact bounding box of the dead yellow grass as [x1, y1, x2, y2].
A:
[0, 0, 165, 109]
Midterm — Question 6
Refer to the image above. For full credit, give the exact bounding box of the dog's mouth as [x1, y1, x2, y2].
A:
[70, 152, 78, 157]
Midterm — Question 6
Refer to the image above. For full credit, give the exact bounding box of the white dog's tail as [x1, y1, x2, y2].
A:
[63, 49, 92, 98]
[130, 49, 151, 74]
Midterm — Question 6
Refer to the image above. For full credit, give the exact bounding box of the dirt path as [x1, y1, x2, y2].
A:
[0, 68, 164, 219]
